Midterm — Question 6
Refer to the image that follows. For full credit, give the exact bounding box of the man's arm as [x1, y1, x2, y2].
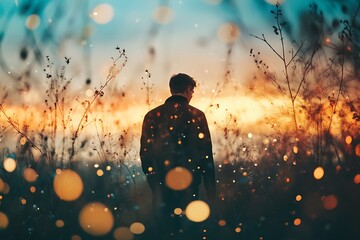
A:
[140, 113, 156, 175]
[198, 112, 216, 201]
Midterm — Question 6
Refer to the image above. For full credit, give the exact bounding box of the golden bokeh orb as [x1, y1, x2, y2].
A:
[345, 135, 352, 145]
[355, 144, 360, 157]
[71, 235, 82, 240]
[79, 202, 114, 236]
[113, 227, 134, 240]
[23, 168, 38, 182]
[53, 169, 83, 201]
[4, 157, 17, 172]
[153, 6, 174, 24]
[313, 167, 324, 180]
[29, 186, 36, 193]
[293, 218, 301, 226]
[26, 14, 40, 30]
[218, 219, 226, 227]
[91, 4, 114, 24]
[174, 207, 182, 215]
[20, 137, 27, 145]
[354, 174, 360, 184]
[56, 219, 65, 228]
[185, 200, 210, 222]
[2, 183, 10, 194]
[218, 22, 240, 44]
[129, 222, 145, 235]
[293, 146, 299, 154]
[0, 211, 9, 229]
[96, 169, 104, 177]
[0, 178, 4, 192]
[165, 167, 193, 191]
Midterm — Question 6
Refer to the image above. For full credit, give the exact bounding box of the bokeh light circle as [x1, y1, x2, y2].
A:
[0, 211, 9, 229]
[218, 22, 240, 44]
[129, 222, 145, 235]
[293, 218, 301, 226]
[23, 168, 38, 182]
[322, 195, 338, 210]
[4, 157, 17, 172]
[153, 6, 174, 24]
[165, 167, 193, 191]
[218, 219, 226, 226]
[0, 178, 4, 192]
[2, 183, 10, 194]
[345, 135, 352, 144]
[79, 202, 114, 236]
[355, 144, 360, 157]
[20, 137, 27, 145]
[185, 200, 210, 222]
[113, 227, 134, 240]
[91, 4, 114, 24]
[56, 219, 65, 228]
[71, 235, 82, 240]
[354, 174, 360, 184]
[174, 207, 182, 215]
[313, 166, 324, 180]
[26, 14, 40, 30]
[53, 169, 83, 201]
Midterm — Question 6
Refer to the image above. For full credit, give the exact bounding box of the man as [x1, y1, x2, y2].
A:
[140, 73, 216, 239]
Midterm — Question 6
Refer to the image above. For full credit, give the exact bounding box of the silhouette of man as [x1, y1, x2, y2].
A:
[140, 73, 216, 239]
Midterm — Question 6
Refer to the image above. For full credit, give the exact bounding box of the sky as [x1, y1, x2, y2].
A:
[1, 0, 348, 92]
[0, 0, 357, 155]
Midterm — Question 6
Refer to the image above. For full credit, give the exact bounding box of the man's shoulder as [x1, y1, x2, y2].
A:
[187, 105, 205, 117]
[144, 104, 165, 119]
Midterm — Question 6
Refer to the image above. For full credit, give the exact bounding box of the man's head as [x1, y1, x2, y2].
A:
[169, 73, 196, 102]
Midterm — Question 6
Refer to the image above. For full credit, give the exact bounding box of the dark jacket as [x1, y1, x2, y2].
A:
[140, 95, 216, 200]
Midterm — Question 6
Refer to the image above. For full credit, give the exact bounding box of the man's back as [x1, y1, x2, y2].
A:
[139, 73, 216, 239]
[140, 95, 215, 199]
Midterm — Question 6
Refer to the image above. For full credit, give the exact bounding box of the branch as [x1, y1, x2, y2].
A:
[0, 104, 44, 155]
[250, 34, 284, 60]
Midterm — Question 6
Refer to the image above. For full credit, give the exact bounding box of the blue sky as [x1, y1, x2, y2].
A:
[0, 0, 354, 101]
